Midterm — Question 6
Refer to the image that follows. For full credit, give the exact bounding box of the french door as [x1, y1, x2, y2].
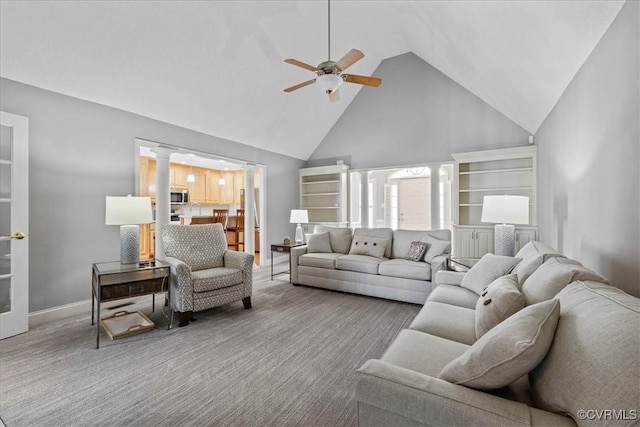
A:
[0, 111, 29, 339]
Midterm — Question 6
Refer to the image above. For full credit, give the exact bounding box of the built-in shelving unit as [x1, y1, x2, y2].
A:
[299, 164, 349, 226]
[452, 146, 538, 257]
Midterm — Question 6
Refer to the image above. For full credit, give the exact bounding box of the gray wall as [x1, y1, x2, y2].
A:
[307, 52, 530, 169]
[536, 0, 639, 297]
[0, 78, 304, 312]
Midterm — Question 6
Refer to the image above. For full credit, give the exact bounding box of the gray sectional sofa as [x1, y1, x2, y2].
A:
[356, 241, 640, 426]
[290, 226, 452, 304]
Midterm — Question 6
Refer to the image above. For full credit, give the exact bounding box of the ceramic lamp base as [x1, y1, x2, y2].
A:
[494, 224, 515, 257]
[295, 223, 303, 243]
[120, 225, 140, 264]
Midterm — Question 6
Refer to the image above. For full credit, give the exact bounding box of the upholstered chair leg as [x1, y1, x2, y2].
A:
[242, 297, 252, 309]
[177, 311, 194, 327]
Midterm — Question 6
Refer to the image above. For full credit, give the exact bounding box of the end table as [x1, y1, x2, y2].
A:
[270, 242, 305, 282]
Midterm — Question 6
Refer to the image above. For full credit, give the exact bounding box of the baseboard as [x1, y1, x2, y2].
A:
[29, 299, 93, 327]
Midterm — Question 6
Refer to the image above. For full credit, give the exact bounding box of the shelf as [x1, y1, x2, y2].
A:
[459, 204, 483, 207]
[459, 167, 532, 175]
[458, 186, 533, 193]
[303, 206, 340, 209]
[302, 192, 340, 196]
[302, 180, 340, 185]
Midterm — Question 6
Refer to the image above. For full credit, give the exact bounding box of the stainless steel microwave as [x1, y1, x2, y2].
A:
[170, 189, 189, 204]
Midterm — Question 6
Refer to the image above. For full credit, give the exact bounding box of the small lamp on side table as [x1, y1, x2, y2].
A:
[289, 209, 309, 244]
[106, 195, 153, 264]
[481, 195, 529, 257]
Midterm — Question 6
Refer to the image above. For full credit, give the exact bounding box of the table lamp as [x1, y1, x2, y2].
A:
[105, 195, 153, 264]
[289, 209, 309, 244]
[481, 195, 529, 256]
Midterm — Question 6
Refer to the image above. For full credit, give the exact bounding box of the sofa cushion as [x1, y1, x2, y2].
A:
[512, 241, 565, 286]
[530, 281, 640, 426]
[427, 285, 478, 309]
[439, 299, 560, 389]
[353, 228, 394, 258]
[298, 253, 342, 269]
[379, 259, 431, 281]
[422, 235, 451, 263]
[405, 241, 428, 261]
[313, 225, 352, 254]
[390, 229, 451, 260]
[521, 257, 610, 305]
[190, 267, 243, 292]
[460, 254, 521, 295]
[475, 274, 525, 338]
[349, 236, 389, 259]
[305, 231, 332, 253]
[409, 301, 477, 345]
[335, 255, 385, 275]
[381, 329, 470, 378]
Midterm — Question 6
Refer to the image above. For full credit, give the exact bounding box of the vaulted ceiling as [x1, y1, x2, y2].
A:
[0, 1, 624, 160]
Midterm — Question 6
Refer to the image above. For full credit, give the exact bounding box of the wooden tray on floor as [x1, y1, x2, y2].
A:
[100, 310, 154, 340]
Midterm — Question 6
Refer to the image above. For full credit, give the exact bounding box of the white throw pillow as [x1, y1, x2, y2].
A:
[460, 254, 521, 295]
[475, 274, 525, 338]
[439, 299, 560, 389]
[349, 236, 388, 258]
[305, 232, 332, 253]
[422, 235, 451, 263]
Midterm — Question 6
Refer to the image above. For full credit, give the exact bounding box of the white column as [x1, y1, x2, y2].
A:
[360, 172, 369, 228]
[430, 165, 440, 230]
[243, 165, 255, 256]
[153, 147, 172, 259]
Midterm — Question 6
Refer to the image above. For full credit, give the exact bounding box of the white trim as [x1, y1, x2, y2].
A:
[28, 296, 145, 327]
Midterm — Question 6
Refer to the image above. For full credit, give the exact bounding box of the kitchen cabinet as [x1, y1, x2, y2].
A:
[233, 171, 244, 204]
[139, 223, 156, 259]
[187, 167, 207, 203]
[205, 170, 222, 203]
[220, 171, 235, 204]
[171, 165, 190, 189]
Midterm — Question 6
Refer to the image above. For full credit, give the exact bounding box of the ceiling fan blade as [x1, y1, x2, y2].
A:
[342, 74, 382, 87]
[329, 88, 340, 102]
[335, 49, 364, 71]
[284, 79, 317, 93]
[284, 58, 319, 72]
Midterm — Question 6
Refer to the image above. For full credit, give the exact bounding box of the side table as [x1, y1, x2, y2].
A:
[447, 257, 480, 273]
[270, 242, 305, 282]
[91, 259, 171, 349]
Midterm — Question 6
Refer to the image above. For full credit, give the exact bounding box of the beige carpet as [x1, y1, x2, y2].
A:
[0, 272, 420, 427]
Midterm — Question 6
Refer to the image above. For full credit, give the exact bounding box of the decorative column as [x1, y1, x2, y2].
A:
[360, 172, 369, 228]
[153, 147, 172, 259]
[243, 165, 255, 257]
[430, 165, 440, 230]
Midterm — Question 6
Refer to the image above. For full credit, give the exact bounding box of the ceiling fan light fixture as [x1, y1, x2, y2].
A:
[317, 73, 342, 94]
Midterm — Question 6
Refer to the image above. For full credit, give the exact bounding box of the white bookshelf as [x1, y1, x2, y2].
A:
[299, 164, 349, 226]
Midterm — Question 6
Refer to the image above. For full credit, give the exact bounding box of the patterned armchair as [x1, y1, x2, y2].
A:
[161, 223, 253, 327]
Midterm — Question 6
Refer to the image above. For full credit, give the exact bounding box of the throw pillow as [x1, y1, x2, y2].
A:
[475, 274, 525, 338]
[438, 299, 560, 389]
[349, 236, 389, 258]
[305, 232, 332, 253]
[460, 254, 521, 295]
[314, 226, 352, 254]
[405, 241, 429, 262]
[422, 235, 451, 263]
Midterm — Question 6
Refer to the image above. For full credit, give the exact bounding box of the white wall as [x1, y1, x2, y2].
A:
[307, 52, 530, 169]
[0, 78, 304, 311]
[536, 0, 639, 297]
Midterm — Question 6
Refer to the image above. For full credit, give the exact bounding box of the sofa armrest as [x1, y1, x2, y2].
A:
[224, 250, 254, 297]
[430, 255, 448, 279]
[435, 270, 465, 287]
[357, 359, 553, 426]
[290, 245, 308, 284]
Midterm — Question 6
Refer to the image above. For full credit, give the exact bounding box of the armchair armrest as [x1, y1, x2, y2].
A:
[435, 270, 465, 287]
[357, 359, 542, 426]
[161, 256, 194, 312]
[224, 250, 254, 297]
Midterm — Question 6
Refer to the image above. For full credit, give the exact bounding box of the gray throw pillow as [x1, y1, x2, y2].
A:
[422, 235, 451, 263]
[349, 236, 388, 258]
[475, 274, 525, 338]
[439, 299, 560, 389]
[405, 241, 429, 262]
[305, 232, 332, 253]
[460, 254, 522, 295]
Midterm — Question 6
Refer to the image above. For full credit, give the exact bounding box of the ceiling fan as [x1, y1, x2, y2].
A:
[283, 0, 382, 102]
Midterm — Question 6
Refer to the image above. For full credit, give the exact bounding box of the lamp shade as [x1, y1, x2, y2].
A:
[105, 196, 153, 225]
[481, 195, 529, 225]
[289, 209, 309, 224]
